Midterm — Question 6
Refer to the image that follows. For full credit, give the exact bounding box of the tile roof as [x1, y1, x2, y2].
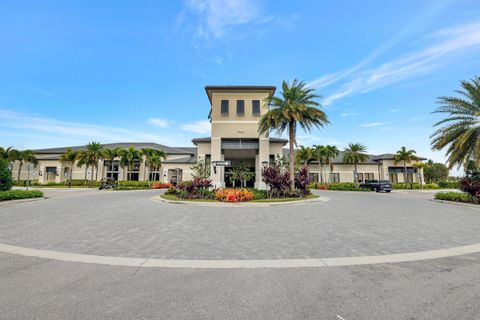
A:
[32, 142, 193, 155]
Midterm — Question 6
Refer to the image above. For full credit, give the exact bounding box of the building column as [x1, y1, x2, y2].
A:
[211, 137, 223, 188]
[255, 138, 269, 190]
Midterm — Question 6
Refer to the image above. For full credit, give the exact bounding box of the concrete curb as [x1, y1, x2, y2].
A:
[151, 195, 329, 207]
[430, 199, 480, 210]
[0, 197, 46, 207]
[0, 242, 479, 269]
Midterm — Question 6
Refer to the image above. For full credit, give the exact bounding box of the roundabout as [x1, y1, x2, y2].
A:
[1, 188, 480, 268]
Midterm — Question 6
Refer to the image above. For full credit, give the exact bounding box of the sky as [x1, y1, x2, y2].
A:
[1, 0, 480, 175]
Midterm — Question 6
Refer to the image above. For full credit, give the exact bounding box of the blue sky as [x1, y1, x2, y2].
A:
[1, 0, 480, 172]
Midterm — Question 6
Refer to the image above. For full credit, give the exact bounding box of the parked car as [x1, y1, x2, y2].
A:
[360, 180, 393, 192]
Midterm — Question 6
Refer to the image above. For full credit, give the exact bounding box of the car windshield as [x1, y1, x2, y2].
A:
[380, 180, 391, 183]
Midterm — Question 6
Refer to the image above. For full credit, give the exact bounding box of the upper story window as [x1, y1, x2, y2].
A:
[252, 100, 261, 115]
[221, 100, 229, 116]
[236, 100, 245, 116]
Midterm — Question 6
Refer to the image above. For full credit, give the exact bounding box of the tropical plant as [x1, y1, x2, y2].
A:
[413, 162, 427, 189]
[148, 152, 165, 182]
[229, 162, 255, 187]
[259, 79, 329, 191]
[343, 143, 369, 188]
[296, 146, 313, 166]
[76, 150, 93, 186]
[394, 146, 418, 187]
[431, 76, 480, 168]
[102, 147, 124, 180]
[261, 163, 291, 198]
[190, 157, 211, 179]
[60, 148, 79, 187]
[12, 150, 38, 182]
[312, 145, 326, 183]
[85, 141, 104, 183]
[119, 146, 140, 181]
[324, 145, 340, 183]
[0, 146, 17, 162]
[0, 159, 13, 191]
[295, 166, 311, 196]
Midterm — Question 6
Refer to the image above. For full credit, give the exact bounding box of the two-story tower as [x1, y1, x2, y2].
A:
[192, 86, 288, 189]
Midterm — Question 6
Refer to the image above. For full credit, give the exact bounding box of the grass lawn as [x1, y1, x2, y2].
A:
[160, 193, 320, 203]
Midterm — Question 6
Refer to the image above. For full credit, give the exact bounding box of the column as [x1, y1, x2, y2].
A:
[211, 137, 223, 188]
[255, 138, 269, 190]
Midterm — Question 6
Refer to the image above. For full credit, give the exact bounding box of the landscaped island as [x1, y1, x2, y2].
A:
[0, 159, 44, 202]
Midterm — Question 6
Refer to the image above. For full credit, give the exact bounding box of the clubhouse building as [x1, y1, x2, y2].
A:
[12, 85, 426, 187]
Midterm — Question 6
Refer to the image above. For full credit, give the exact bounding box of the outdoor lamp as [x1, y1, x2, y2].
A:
[262, 161, 269, 167]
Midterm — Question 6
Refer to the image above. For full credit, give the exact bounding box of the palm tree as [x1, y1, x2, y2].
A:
[149, 152, 165, 183]
[119, 146, 140, 181]
[77, 150, 94, 186]
[312, 145, 326, 183]
[431, 76, 480, 168]
[12, 150, 37, 182]
[102, 147, 123, 180]
[85, 141, 104, 183]
[343, 143, 369, 189]
[324, 145, 340, 182]
[259, 79, 329, 190]
[0, 146, 15, 161]
[296, 146, 313, 166]
[394, 146, 418, 187]
[413, 162, 427, 189]
[60, 148, 79, 187]
[140, 148, 155, 181]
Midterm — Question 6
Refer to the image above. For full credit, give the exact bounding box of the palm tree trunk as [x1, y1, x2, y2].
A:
[354, 163, 358, 189]
[288, 122, 295, 191]
[17, 162, 23, 182]
[320, 163, 324, 184]
[404, 160, 408, 188]
[330, 163, 333, 183]
[84, 165, 88, 186]
[69, 161, 73, 188]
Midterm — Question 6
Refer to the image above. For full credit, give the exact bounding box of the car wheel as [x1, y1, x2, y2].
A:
[386, 190, 391, 193]
[374, 187, 379, 192]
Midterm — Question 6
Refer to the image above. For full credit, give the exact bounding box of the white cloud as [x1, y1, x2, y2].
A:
[340, 112, 359, 117]
[0, 108, 189, 148]
[180, 120, 211, 134]
[320, 21, 480, 106]
[361, 122, 386, 127]
[147, 117, 169, 128]
[184, 0, 261, 39]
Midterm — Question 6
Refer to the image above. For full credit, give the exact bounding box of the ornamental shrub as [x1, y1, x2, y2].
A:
[176, 177, 213, 199]
[438, 180, 460, 189]
[434, 191, 472, 203]
[0, 190, 44, 201]
[460, 178, 480, 203]
[261, 163, 291, 198]
[214, 188, 254, 202]
[151, 182, 172, 189]
[0, 159, 13, 191]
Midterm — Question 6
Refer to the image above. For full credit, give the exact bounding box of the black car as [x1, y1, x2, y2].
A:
[360, 180, 393, 192]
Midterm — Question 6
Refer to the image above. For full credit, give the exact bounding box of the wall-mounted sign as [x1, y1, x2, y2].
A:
[212, 161, 231, 167]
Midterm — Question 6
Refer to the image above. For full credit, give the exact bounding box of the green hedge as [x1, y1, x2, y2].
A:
[328, 182, 372, 191]
[393, 182, 441, 190]
[117, 181, 151, 189]
[437, 180, 460, 189]
[434, 191, 473, 203]
[0, 190, 44, 201]
[0, 159, 13, 191]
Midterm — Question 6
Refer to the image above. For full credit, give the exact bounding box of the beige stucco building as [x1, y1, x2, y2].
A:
[11, 85, 425, 187]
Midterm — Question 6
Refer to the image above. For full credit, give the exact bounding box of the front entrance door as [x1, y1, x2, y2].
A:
[45, 167, 57, 183]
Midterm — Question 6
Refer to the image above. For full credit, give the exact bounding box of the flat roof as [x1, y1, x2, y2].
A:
[204, 85, 276, 105]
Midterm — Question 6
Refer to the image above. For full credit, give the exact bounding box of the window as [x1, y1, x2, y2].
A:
[330, 173, 340, 182]
[356, 173, 364, 182]
[63, 167, 69, 177]
[236, 100, 245, 116]
[252, 100, 261, 115]
[221, 100, 229, 116]
[149, 172, 161, 181]
[390, 173, 398, 183]
[105, 160, 119, 180]
[205, 154, 211, 165]
[365, 173, 374, 180]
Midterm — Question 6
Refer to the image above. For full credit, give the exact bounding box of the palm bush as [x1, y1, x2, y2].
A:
[431, 76, 480, 168]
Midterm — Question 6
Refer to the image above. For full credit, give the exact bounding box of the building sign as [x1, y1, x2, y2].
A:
[212, 161, 231, 167]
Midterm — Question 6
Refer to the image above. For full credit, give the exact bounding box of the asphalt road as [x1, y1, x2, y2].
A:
[1, 188, 480, 319]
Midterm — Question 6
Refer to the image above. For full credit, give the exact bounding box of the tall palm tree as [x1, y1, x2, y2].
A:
[394, 146, 418, 187]
[119, 146, 140, 181]
[259, 79, 329, 190]
[149, 152, 165, 183]
[296, 146, 313, 166]
[312, 145, 326, 183]
[12, 150, 37, 182]
[77, 150, 94, 186]
[343, 143, 369, 189]
[85, 141, 104, 183]
[60, 148, 79, 187]
[102, 147, 123, 180]
[431, 76, 480, 168]
[324, 145, 340, 182]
